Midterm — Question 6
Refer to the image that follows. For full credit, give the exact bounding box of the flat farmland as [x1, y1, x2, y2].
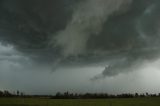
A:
[0, 97, 160, 106]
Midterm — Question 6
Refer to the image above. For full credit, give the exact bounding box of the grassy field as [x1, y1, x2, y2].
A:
[0, 97, 160, 106]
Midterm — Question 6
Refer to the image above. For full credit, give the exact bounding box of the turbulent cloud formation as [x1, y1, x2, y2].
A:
[53, 0, 132, 56]
[0, 0, 160, 78]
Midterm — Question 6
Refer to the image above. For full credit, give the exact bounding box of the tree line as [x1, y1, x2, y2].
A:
[0, 90, 160, 99]
[52, 92, 160, 99]
[0, 90, 24, 97]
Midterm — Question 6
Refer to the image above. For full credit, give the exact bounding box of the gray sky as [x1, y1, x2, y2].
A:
[0, 0, 160, 95]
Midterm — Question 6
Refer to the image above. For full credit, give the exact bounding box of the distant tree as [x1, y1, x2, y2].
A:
[17, 90, 19, 96]
[146, 92, 149, 97]
[0, 91, 3, 97]
[135, 93, 139, 97]
[150, 94, 157, 97]
[64, 91, 69, 98]
[20, 92, 24, 97]
[55, 92, 62, 98]
[140, 94, 145, 97]
[3, 90, 12, 97]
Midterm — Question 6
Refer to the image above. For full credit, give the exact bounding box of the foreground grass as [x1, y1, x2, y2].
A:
[0, 97, 160, 106]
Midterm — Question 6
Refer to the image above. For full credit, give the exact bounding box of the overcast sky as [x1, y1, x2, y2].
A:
[0, 0, 160, 95]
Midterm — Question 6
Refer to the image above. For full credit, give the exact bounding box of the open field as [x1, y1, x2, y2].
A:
[0, 97, 160, 106]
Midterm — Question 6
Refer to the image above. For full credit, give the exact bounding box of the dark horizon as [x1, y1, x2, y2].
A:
[1, 89, 160, 99]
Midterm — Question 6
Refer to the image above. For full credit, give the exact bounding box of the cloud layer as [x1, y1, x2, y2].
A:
[0, 0, 160, 78]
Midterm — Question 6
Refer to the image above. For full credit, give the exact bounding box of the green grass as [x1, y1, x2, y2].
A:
[0, 97, 160, 106]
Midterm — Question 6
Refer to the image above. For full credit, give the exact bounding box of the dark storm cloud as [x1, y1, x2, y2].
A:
[0, 0, 160, 78]
[0, 0, 76, 61]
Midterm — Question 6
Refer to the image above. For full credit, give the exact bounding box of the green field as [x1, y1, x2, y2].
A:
[0, 97, 160, 106]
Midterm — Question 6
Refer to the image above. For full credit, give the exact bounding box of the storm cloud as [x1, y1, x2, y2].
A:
[0, 0, 160, 79]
